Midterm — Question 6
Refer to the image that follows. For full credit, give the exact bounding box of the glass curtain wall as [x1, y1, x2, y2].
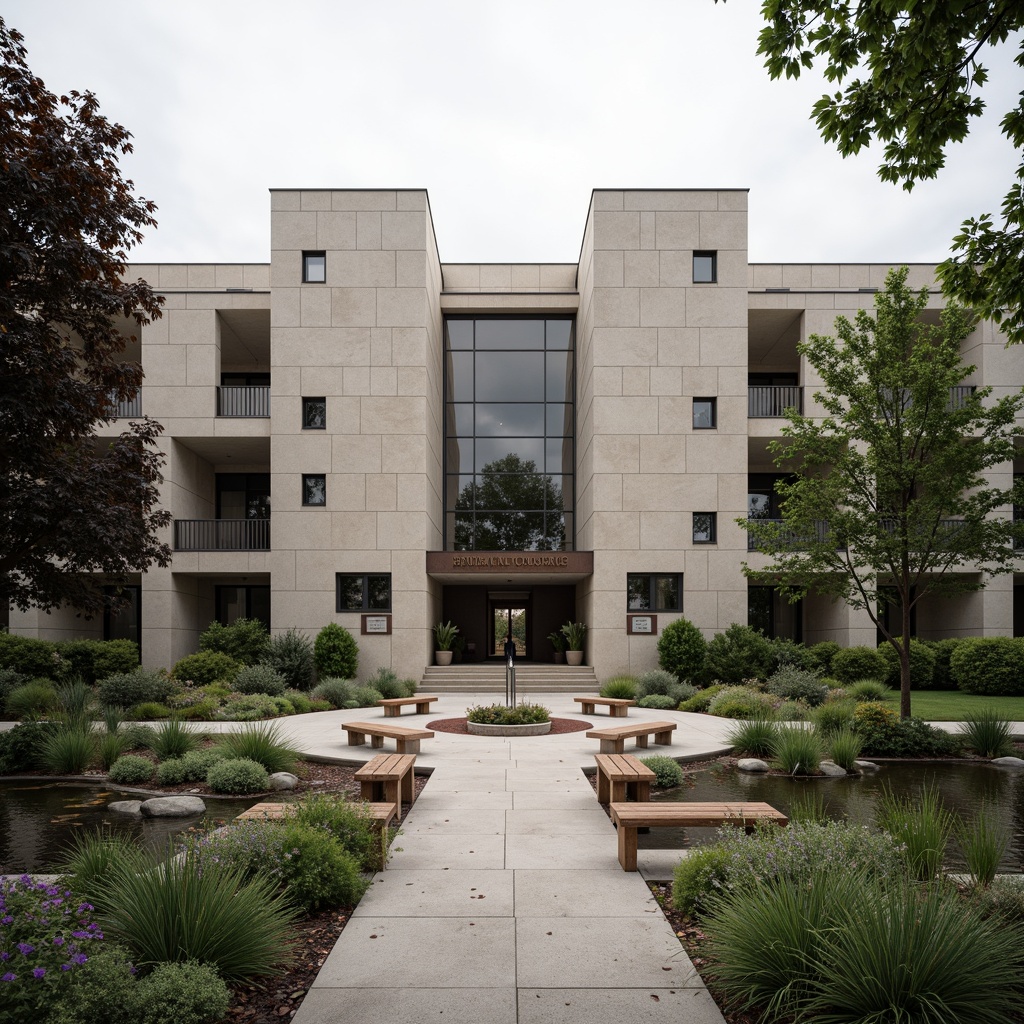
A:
[444, 318, 574, 550]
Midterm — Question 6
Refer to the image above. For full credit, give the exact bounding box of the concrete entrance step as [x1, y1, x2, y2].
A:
[418, 664, 599, 695]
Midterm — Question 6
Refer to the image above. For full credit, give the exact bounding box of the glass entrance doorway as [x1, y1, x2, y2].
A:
[491, 604, 527, 658]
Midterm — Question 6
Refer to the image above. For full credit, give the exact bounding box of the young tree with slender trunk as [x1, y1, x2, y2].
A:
[743, 267, 1024, 718]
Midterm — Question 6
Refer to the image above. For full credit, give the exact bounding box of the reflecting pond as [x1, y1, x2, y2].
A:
[0, 781, 259, 874]
[647, 761, 1024, 873]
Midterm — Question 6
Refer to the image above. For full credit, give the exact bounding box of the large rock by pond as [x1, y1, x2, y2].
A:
[107, 800, 143, 815]
[139, 796, 207, 818]
[269, 772, 299, 791]
[991, 756, 1024, 768]
[819, 760, 848, 777]
[854, 760, 880, 771]
[737, 758, 769, 773]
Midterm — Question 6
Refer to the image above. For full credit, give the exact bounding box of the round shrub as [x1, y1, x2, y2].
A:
[0, 720, 58, 772]
[706, 686, 776, 719]
[313, 623, 359, 680]
[365, 666, 415, 700]
[677, 684, 725, 713]
[266, 628, 316, 690]
[657, 617, 707, 681]
[130, 701, 171, 720]
[951, 636, 1024, 696]
[206, 757, 269, 794]
[4, 679, 58, 719]
[927, 638, 963, 690]
[199, 617, 270, 665]
[639, 754, 684, 788]
[91, 638, 140, 680]
[134, 960, 230, 1024]
[0, 633, 58, 677]
[637, 693, 678, 710]
[762, 666, 828, 706]
[156, 757, 189, 785]
[217, 693, 283, 720]
[98, 668, 175, 709]
[702, 623, 774, 684]
[274, 820, 369, 912]
[284, 689, 314, 714]
[852, 701, 960, 757]
[311, 677, 353, 708]
[876, 639, 936, 690]
[769, 638, 814, 672]
[776, 700, 810, 720]
[807, 640, 841, 675]
[108, 754, 155, 785]
[172, 651, 239, 688]
[673, 845, 733, 915]
[173, 697, 220, 721]
[179, 748, 225, 781]
[638, 668, 682, 697]
[119, 723, 157, 750]
[599, 676, 638, 700]
[830, 645, 887, 684]
[233, 663, 286, 697]
[0, 666, 26, 710]
[847, 679, 890, 702]
[350, 685, 384, 707]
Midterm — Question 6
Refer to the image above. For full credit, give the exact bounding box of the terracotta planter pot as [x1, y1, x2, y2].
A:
[435, 650, 453, 666]
[565, 650, 584, 666]
[552, 651, 565, 664]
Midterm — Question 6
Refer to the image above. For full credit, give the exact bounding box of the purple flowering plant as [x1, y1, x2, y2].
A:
[0, 874, 107, 1022]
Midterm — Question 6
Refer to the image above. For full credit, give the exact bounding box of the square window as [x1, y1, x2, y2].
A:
[626, 573, 683, 612]
[302, 251, 326, 283]
[302, 474, 326, 506]
[302, 397, 326, 429]
[336, 573, 392, 612]
[693, 512, 717, 544]
[693, 251, 717, 284]
[693, 397, 717, 429]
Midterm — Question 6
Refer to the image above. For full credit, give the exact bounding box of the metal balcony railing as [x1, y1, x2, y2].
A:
[217, 386, 270, 417]
[947, 385, 977, 411]
[748, 385, 803, 418]
[173, 518, 270, 551]
[107, 389, 142, 418]
[746, 518, 837, 551]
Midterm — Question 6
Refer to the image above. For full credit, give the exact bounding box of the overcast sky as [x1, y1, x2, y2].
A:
[6, 1, 1020, 267]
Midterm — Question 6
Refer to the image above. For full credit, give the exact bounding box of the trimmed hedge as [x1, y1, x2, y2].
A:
[830, 645, 887, 684]
[314, 623, 359, 681]
[951, 637, 1024, 696]
[656, 618, 706, 682]
[876, 639, 936, 690]
[702, 624, 774, 684]
[927, 638, 963, 691]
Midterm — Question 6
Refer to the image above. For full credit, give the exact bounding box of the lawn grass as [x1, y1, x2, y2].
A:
[886, 689, 1024, 722]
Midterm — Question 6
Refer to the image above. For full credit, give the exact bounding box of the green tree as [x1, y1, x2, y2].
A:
[456, 453, 564, 550]
[0, 19, 169, 616]
[742, 267, 1024, 718]
[749, 1, 1024, 343]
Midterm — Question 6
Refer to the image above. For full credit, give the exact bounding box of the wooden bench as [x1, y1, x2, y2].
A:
[343, 721, 434, 754]
[235, 800, 397, 829]
[377, 695, 439, 717]
[354, 753, 416, 822]
[574, 696, 634, 717]
[594, 753, 656, 804]
[586, 720, 677, 754]
[609, 801, 789, 871]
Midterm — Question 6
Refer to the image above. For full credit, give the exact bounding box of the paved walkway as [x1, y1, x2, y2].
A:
[288, 694, 732, 1024]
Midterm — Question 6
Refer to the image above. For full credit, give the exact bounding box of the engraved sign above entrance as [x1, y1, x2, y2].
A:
[426, 550, 593, 585]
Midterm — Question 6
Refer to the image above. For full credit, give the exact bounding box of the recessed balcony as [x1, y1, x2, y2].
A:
[746, 519, 839, 551]
[748, 385, 803, 418]
[107, 388, 142, 419]
[217, 386, 270, 418]
[174, 518, 270, 551]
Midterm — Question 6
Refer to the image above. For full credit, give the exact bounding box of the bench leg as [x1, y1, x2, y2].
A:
[401, 768, 414, 806]
[611, 704, 628, 717]
[596, 769, 610, 803]
[346, 730, 365, 747]
[599, 739, 625, 754]
[384, 779, 402, 822]
[371, 735, 385, 749]
[396, 739, 421, 754]
[383, 706, 400, 717]
[580, 702, 594, 715]
[415, 701, 431, 714]
[617, 824, 639, 871]
[634, 781, 652, 802]
[610, 780, 627, 803]
[359, 780, 379, 802]
[654, 730, 673, 746]
[635, 735, 650, 748]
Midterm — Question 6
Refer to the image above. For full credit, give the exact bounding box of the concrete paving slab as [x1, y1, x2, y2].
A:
[417, 778, 513, 792]
[505, 808, 613, 835]
[505, 768, 590, 783]
[354, 869, 513, 917]
[513, 868, 661, 917]
[517, 988, 726, 1024]
[512, 792, 602, 810]
[639, 849, 687, 881]
[410, 791, 514, 810]
[516, 917, 699, 988]
[386, 833, 507, 870]
[293, 986, 518, 1024]
[399, 807, 507, 834]
[505, 834, 619, 870]
[503, 780, 597, 794]
[312, 917, 516, 988]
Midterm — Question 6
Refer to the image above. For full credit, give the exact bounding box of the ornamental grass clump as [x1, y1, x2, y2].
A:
[876, 782, 957, 882]
[599, 676, 638, 700]
[956, 803, 1012, 889]
[0, 874, 109, 1022]
[769, 724, 823, 774]
[466, 702, 550, 725]
[91, 845, 298, 980]
[213, 720, 299, 774]
[959, 708, 1015, 759]
[40, 722, 96, 774]
[56, 829, 142, 908]
[826, 725, 863, 771]
[727, 715, 779, 758]
[146, 717, 200, 760]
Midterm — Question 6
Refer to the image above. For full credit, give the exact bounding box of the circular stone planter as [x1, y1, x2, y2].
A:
[466, 720, 552, 737]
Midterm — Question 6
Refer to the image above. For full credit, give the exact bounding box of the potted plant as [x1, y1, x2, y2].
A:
[433, 620, 459, 666]
[561, 621, 587, 666]
[466, 702, 551, 736]
[547, 630, 567, 664]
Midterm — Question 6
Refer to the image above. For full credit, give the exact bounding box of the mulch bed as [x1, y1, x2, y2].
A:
[428, 716, 592, 734]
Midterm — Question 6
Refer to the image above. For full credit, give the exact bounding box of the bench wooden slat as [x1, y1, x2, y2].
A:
[574, 696, 634, 717]
[377, 696, 439, 717]
[586, 720, 676, 754]
[608, 800, 788, 871]
[594, 752, 656, 804]
[354, 752, 417, 821]
[343, 721, 434, 754]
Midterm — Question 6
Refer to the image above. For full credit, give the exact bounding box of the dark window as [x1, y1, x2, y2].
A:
[748, 585, 802, 642]
[216, 473, 270, 520]
[216, 585, 270, 629]
[302, 474, 326, 506]
[336, 573, 392, 612]
[103, 586, 141, 656]
[693, 251, 717, 284]
[627, 573, 683, 612]
[693, 398, 717, 429]
[748, 473, 791, 521]
[221, 372, 271, 387]
[444, 317, 575, 551]
[693, 512, 717, 544]
[303, 251, 326, 283]
[303, 397, 326, 429]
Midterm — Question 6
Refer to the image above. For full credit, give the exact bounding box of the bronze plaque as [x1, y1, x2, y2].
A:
[426, 551, 593, 574]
